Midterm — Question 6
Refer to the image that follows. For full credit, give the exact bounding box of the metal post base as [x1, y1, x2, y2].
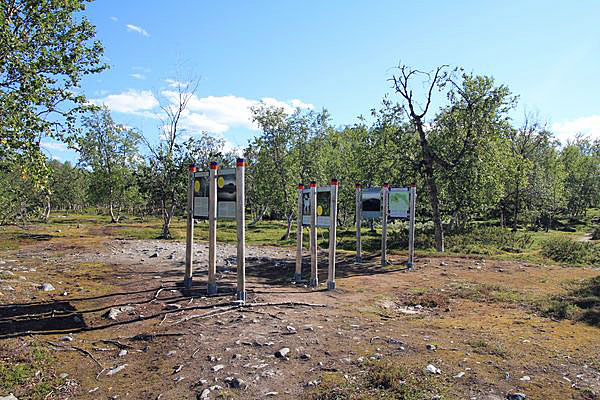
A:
[309, 278, 318, 288]
[355, 256, 363, 263]
[293, 273, 302, 282]
[407, 261, 414, 268]
[236, 291, 247, 302]
[183, 277, 192, 288]
[327, 280, 336, 290]
[207, 283, 217, 295]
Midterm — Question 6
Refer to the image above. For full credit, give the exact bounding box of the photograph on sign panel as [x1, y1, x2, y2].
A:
[194, 175, 209, 198]
[317, 190, 331, 217]
[217, 172, 236, 202]
[362, 189, 381, 212]
[302, 191, 310, 215]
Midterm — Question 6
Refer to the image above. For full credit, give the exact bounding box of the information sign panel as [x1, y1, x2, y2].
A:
[389, 188, 410, 218]
[302, 187, 332, 227]
[216, 168, 236, 220]
[193, 172, 209, 218]
[361, 188, 381, 219]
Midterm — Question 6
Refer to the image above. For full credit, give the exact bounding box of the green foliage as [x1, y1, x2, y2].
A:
[541, 276, 600, 326]
[446, 226, 533, 254]
[74, 107, 141, 222]
[0, 0, 107, 183]
[540, 237, 600, 265]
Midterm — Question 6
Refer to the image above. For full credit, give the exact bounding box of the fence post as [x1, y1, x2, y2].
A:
[381, 183, 389, 266]
[355, 183, 362, 262]
[327, 179, 338, 290]
[184, 164, 196, 288]
[309, 181, 318, 287]
[207, 161, 218, 295]
[236, 158, 246, 301]
[408, 183, 417, 268]
[295, 183, 304, 282]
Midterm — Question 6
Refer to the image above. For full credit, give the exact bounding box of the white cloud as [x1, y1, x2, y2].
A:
[110, 16, 118, 22]
[131, 73, 146, 80]
[551, 115, 600, 143]
[93, 87, 314, 137]
[41, 141, 68, 152]
[126, 24, 149, 37]
[91, 89, 158, 114]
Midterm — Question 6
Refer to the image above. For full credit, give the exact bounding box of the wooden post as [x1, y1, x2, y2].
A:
[207, 161, 218, 295]
[381, 183, 389, 266]
[355, 183, 362, 262]
[408, 183, 417, 268]
[327, 179, 338, 290]
[236, 158, 246, 301]
[309, 181, 318, 287]
[294, 183, 304, 282]
[184, 164, 196, 288]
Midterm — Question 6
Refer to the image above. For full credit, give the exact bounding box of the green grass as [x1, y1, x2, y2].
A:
[540, 237, 600, 265]
[308, 359, 447, 400]
[451, 283, 524, 304]
[540, 276, 600, 326]
[0, 345, 60, 400]
[467, 339, 508, 358]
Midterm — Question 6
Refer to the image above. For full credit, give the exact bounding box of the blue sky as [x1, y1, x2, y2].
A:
[42, 1, 600, 161]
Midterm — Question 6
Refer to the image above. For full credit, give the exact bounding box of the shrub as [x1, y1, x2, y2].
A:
[446, 226, 533, 254]
[540, 237, 600, 265]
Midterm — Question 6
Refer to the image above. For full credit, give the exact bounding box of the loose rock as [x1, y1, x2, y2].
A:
[275, 347, 290, 358]
[426, 364, 441, 374]
[106, 364, 127, 376]
[40, 283, 55, 291]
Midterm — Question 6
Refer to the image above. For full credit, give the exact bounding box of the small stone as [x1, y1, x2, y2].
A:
[440, 261, 448, 266]
[519, 376, 530, 381]
[232, 353, 242, 360]
[426, 364, 441, 374]
[118, 350, 127, 357]
[225, 377, 247, 389]
[275, 347, 290, 358]
[454, 372, 465, 378]
[303, 325, 314, 331]
[59, 373, 69, 379]
[198, 388, 210, 399]
[164, 304, 182, 310]
[212, 364, 225, 372]
[150, 252, 159, 258]
[426, 344, 436, 351]
[166, 350, 177, 356]
[299, 353, 311, 361]
[60, 336, 73, 342]
[286, 326, 296, 333]
[265, 392, 278, 396]
[106, 364, 127, 376]
[506, 394, 527, 400]
[40, 283, 55, 291]
[88, 387, 99, 393]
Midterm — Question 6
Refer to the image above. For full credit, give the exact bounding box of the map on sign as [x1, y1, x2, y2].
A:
[389, 188, 410, 218]
[301, 187, 332, 227]
[193, 169, 237, 220]
[361, 188, 381, 220]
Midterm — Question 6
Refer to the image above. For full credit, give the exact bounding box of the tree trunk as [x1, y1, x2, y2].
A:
[43, 195, 51, 223]
[250, 206, 267, 226]
[424, 162, 444, 252]
[512, 181, 519, 232]
[161, 202, 176, 239]
[109, 201, 119, 223]
[283, 213, 293, 240]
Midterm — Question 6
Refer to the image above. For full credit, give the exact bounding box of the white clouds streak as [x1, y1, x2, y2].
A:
[91, 89, 158, 114]
[94, 88, 314, 136]
[126, 24, 149, 37]
[131, 73, 146, 80]
[552, 115, 600, 142]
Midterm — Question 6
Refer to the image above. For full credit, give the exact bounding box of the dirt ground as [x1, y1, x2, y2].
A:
[1, 231, 600, 400]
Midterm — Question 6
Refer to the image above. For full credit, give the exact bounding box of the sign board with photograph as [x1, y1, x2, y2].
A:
[216, 168, 236, 220]
[361, 188, 382, 219]
[193, 169, 237, 220]
[302, 187, 332, 227]
[389, 188, 410, 218]
[193, 171, 209, 218]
